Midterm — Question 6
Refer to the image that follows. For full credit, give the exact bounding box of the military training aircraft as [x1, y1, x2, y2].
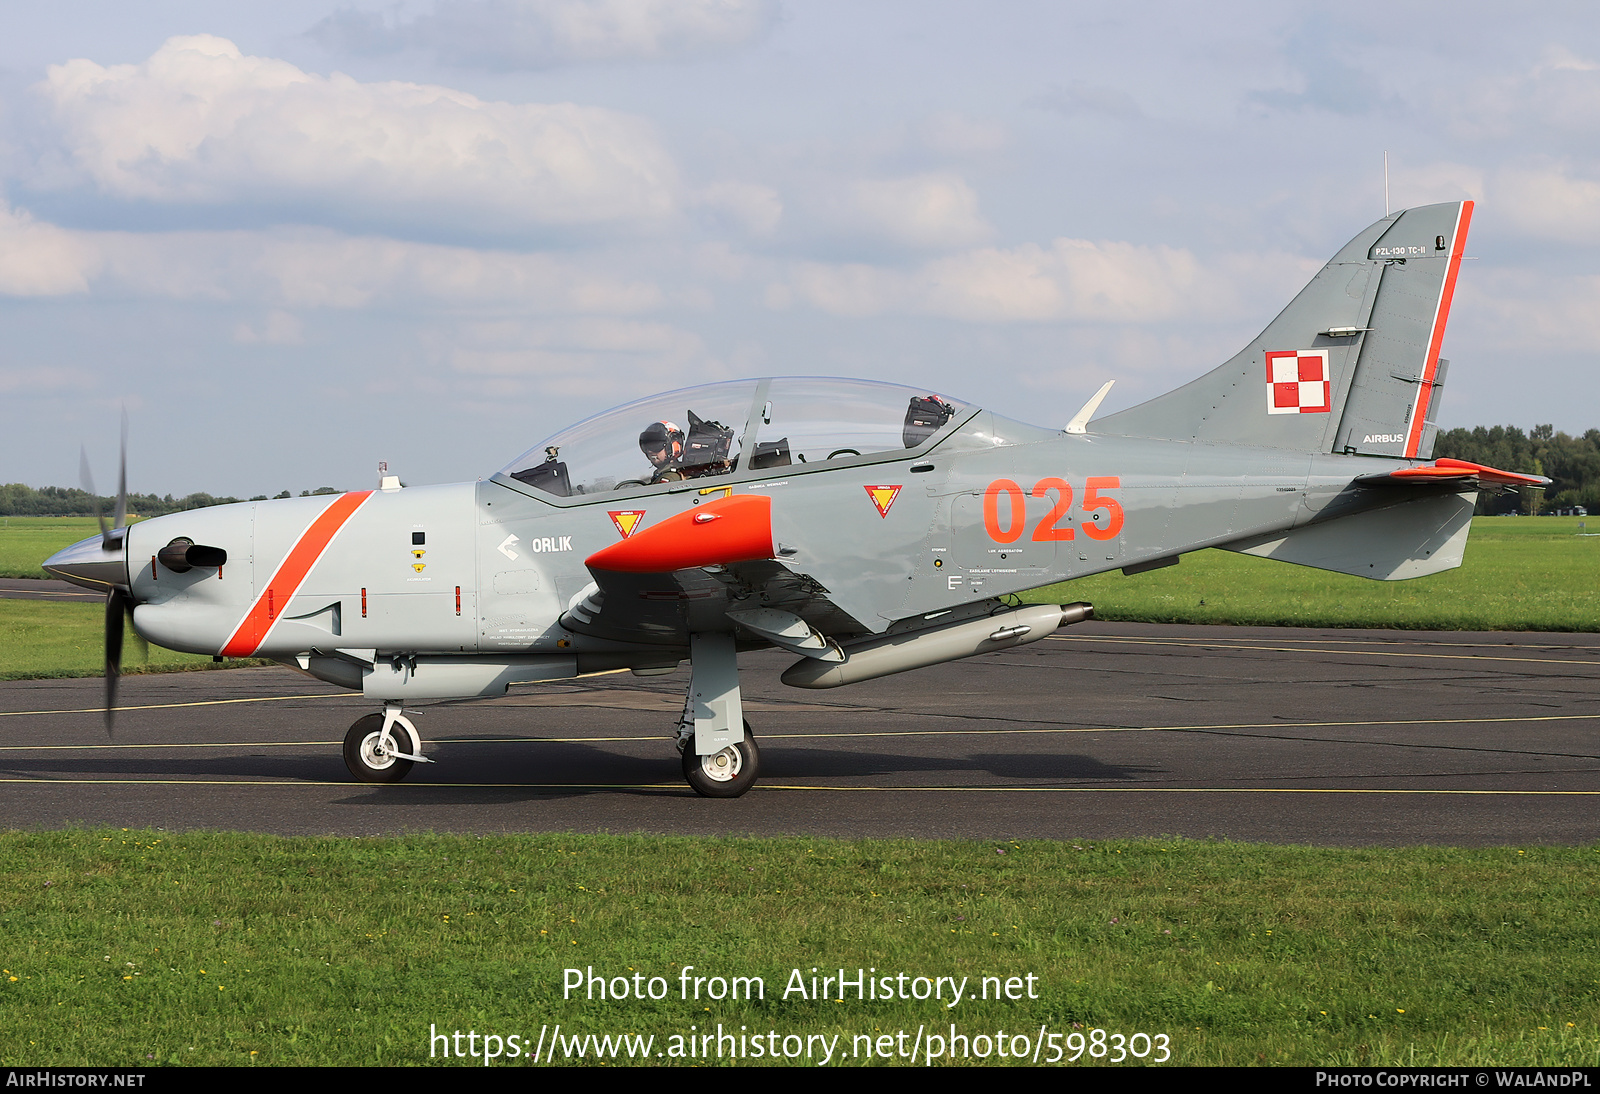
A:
[45, 200, 1548, 797]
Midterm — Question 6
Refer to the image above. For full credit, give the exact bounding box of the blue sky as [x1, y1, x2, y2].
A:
[2, 1, 1596, 496]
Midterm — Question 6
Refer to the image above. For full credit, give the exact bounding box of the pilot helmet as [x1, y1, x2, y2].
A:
[639, 420, 685, 463]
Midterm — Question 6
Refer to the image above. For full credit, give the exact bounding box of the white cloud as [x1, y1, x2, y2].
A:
[1388, 161, 1484, 210]
[1495, 163, 1600, 243]
[0, 200, 99, 295]
[789, 238, 1315, 324]
[37, 35, 680, 236]
[1447, 45, 1600, 140]
[0, 366, 94, 395]
[447, 316, 713, 397]
[816, 173, 993, 252]
[1030, 81, 1143, 121]
[789, 262, 903, 317]
[916, 112, 1008, 157]
[695, 180, 783, 236]
[308, 0, 780, 70]
[234, 310, 304, 345]
[1462, 270, 1600, 355]
[0, 200, 662, 311]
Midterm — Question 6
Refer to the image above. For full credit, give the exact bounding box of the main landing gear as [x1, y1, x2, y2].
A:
[343, 702, 433, 784]
[675, 632, 759, 798]
[678, 719, 760, 798]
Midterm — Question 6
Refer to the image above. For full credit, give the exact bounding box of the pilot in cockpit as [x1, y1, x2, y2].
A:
[640, 413, 735, 483]
[639, 420, 686, 481]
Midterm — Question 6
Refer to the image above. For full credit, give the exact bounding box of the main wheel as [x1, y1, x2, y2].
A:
[682, 721, 759, 798]
[343, 713, 420, 784]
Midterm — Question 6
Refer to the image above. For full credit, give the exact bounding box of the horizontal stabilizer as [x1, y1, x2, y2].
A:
[1357, 457, 1550, 490]
[1223, 490, 1475, 581]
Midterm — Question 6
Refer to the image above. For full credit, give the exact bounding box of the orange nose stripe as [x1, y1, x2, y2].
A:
[221, 491, 373, 657]
[585, 494, 773, 573]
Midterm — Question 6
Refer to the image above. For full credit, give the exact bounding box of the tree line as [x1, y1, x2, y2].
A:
[0, 484, 341, 518]
[1434, 425, 1600, 514]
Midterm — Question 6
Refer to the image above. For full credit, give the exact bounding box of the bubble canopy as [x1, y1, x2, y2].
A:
[495, 378, 970, 501]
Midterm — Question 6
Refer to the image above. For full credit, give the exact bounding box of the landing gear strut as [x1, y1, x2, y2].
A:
[678, 632, 758, 798]
[343, 702, 430, 783]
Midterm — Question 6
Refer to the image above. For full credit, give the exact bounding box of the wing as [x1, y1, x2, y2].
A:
[561, 494, 868, 653]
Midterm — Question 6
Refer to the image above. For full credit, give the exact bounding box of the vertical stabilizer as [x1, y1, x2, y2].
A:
[1094, 201, 1473, 458]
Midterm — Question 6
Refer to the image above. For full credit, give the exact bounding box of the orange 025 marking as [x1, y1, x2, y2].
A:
[982, 479, 1027, 543]
[1031, 478, 1075, 541]
[980, 475, 1123, 544]
[1081, 476, 1124, 540]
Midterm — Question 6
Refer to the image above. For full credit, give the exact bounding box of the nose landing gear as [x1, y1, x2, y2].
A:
[343, 702, 432, 783]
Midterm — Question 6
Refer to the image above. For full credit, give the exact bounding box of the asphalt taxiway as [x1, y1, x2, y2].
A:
[2, 621, 1597, 845]
[0, 578, 104, 602]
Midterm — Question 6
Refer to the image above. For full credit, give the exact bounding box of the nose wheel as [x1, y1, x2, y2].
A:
[682, 722, 759, 798]
[343, 708, 426, 783]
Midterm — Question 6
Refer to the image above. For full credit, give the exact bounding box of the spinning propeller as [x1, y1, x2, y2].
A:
[73, 412, 145, 732]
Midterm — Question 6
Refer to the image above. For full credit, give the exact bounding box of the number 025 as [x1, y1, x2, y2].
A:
[982, 477, 1124, 543]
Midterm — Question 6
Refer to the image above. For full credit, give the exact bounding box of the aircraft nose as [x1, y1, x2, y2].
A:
[43, 533, 130, 593]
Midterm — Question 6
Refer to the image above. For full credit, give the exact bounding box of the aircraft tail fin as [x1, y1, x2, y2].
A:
[1093, 201, 1473, 460]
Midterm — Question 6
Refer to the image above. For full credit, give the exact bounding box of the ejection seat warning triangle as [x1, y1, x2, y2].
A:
[608, 510, 647, 539]
[865, 485, 902, 518]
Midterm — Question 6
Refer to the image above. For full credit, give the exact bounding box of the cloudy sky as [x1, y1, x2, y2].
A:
[1, 1, 1596, 497]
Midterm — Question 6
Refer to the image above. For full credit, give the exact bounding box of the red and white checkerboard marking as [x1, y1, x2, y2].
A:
[1265, 350, 1331, 414]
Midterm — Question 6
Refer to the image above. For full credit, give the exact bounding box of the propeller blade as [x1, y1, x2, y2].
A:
[112, 409, 128, 538]
[80, 445, 110, 545]
[105, 587, 127, 734]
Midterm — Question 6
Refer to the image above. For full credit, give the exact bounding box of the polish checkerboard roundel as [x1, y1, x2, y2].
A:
[1265, 350, 1330, 414]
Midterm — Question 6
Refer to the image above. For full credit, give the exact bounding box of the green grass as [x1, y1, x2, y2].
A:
[0, 600, 246, 680]
[0, 517, 105, 579]
[1, 831, 1596, 1067]
[1022, 516, 1600, 631]
[0, 517, 266, 677]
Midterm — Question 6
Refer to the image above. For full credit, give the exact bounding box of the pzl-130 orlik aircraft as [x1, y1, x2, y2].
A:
[47, 201, 1546, 797]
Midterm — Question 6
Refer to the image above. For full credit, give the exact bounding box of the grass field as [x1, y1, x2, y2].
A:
[0, 516, 121, 579]
[0, 831, 1595, 1067]
[0, 600, 244, 679]
[1027, 516, 1600, 631]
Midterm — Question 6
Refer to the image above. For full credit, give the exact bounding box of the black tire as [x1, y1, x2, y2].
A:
[681, 721, 759, 798]
[343, 713, 419, 784]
